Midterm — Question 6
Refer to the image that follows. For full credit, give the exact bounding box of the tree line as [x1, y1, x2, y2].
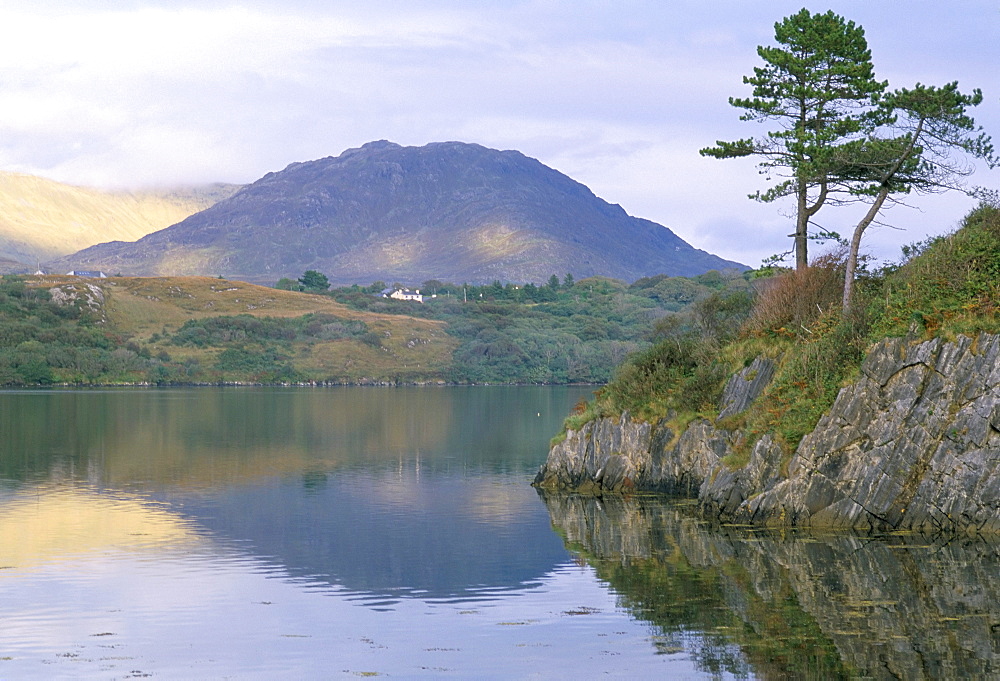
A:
[277, 269, 753, 384]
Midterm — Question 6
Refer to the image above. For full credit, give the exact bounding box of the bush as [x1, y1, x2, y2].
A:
[743, 252, 845, 337]
[213, 347, 300, 382]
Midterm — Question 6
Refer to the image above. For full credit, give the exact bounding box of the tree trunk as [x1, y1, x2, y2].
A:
[796, 179, 809, 271]
[843, 188, 890, 312]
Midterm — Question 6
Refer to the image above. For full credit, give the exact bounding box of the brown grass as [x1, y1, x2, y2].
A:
[29, 274, 458, 382]
[743, 253, 845, 337]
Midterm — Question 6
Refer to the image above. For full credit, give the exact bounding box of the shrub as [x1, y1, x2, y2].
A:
[743, 252, 845, 337]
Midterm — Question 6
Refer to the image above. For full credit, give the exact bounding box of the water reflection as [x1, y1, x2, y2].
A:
[0, 386, 579, 487]
[13, 387, 1000, 678]
[539, 492, 1000, 680]
[172, 472, 569, 601]
[0, 387, 589, 599]
[0, 484, 206, 569]
[2, 387, 723, 679]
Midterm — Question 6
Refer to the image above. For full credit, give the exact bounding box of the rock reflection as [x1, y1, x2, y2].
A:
[539, 492, 1000, 680]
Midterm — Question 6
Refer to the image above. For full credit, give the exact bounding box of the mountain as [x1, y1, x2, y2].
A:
[0, 172, 239, 272]
[51, 141, 744, 284]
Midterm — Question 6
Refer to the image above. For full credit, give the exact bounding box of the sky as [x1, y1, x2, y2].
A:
[1, 1, 999, 269]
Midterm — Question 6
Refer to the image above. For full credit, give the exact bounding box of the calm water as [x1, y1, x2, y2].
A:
[1, 388, 999, 679]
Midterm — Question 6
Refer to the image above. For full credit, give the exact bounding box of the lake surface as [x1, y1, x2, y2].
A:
[1, 387, 999, 679]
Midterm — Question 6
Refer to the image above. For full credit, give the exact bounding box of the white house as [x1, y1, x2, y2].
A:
[380, 287, 424, 303]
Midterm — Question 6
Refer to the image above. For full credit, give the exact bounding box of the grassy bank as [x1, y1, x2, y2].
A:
[561, 205, 1000, 459]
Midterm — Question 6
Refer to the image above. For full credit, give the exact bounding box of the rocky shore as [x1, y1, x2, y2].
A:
[534, 333, 1000, 533]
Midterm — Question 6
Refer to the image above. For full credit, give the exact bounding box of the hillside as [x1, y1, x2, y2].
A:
[0, 266, 751, 386]
[50, 141, 744, 284]
[1, 275, 455, 385]
[0, 172, 239, 271]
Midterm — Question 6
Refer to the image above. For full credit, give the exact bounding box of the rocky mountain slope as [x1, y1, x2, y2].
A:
[51, 141, 744, 284]
[0, 172, 237, 271]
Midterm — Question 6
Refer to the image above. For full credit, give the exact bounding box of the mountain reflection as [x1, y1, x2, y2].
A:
[539, 492, 1000, 680]
[172, 471, 567, 601]
[0, 387, 589, 599]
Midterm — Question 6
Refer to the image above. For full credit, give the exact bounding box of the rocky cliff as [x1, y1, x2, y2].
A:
[534, 333, 1000, 534]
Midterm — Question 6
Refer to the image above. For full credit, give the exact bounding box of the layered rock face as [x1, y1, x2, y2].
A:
[534, 334, 1000, 533]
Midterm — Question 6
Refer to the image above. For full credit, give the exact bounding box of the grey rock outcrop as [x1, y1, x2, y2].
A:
[534, 333, 1000, 533]
[738, 333, 1000, 532]
[717, 356, 775, 420]
[536, 414, 735, 497]
[49, 282, 107, 322]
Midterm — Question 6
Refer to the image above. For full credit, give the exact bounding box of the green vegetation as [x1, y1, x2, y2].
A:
[274, 269, 332, 293]
[563, 205, 1000, 462]
[0, 275, 450, 386]
[873, 204, 1000, 339]
[567, 6, 998, 465]
[839, 84, 993, 311]
[324, 272, 753, 384]
[702, 6, 994, 308]
[164, 313, 381, 383]
[701, 8, 885, 270]
[170, 313, 372, 347]
[0, 277, 156, 385]
[0, 269, 753, 386]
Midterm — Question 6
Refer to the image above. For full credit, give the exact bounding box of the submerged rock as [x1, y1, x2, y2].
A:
[534, 333, 1000, 534]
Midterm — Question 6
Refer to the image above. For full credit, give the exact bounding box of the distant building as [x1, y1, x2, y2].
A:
[380, 287, 424, 303]
[65, 270, 108, 278]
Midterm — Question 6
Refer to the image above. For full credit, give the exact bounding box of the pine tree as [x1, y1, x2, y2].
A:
[839, 83, 995, 310]
[701, 9, 885, 270]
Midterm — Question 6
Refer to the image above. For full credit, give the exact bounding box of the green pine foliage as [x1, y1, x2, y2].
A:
[701, 8, 886, 270]
[298, 270, 331, 292]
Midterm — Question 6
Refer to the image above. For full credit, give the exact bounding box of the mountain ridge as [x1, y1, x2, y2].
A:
[0, 172, 239, 271]
[50, 141, 744, 284]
